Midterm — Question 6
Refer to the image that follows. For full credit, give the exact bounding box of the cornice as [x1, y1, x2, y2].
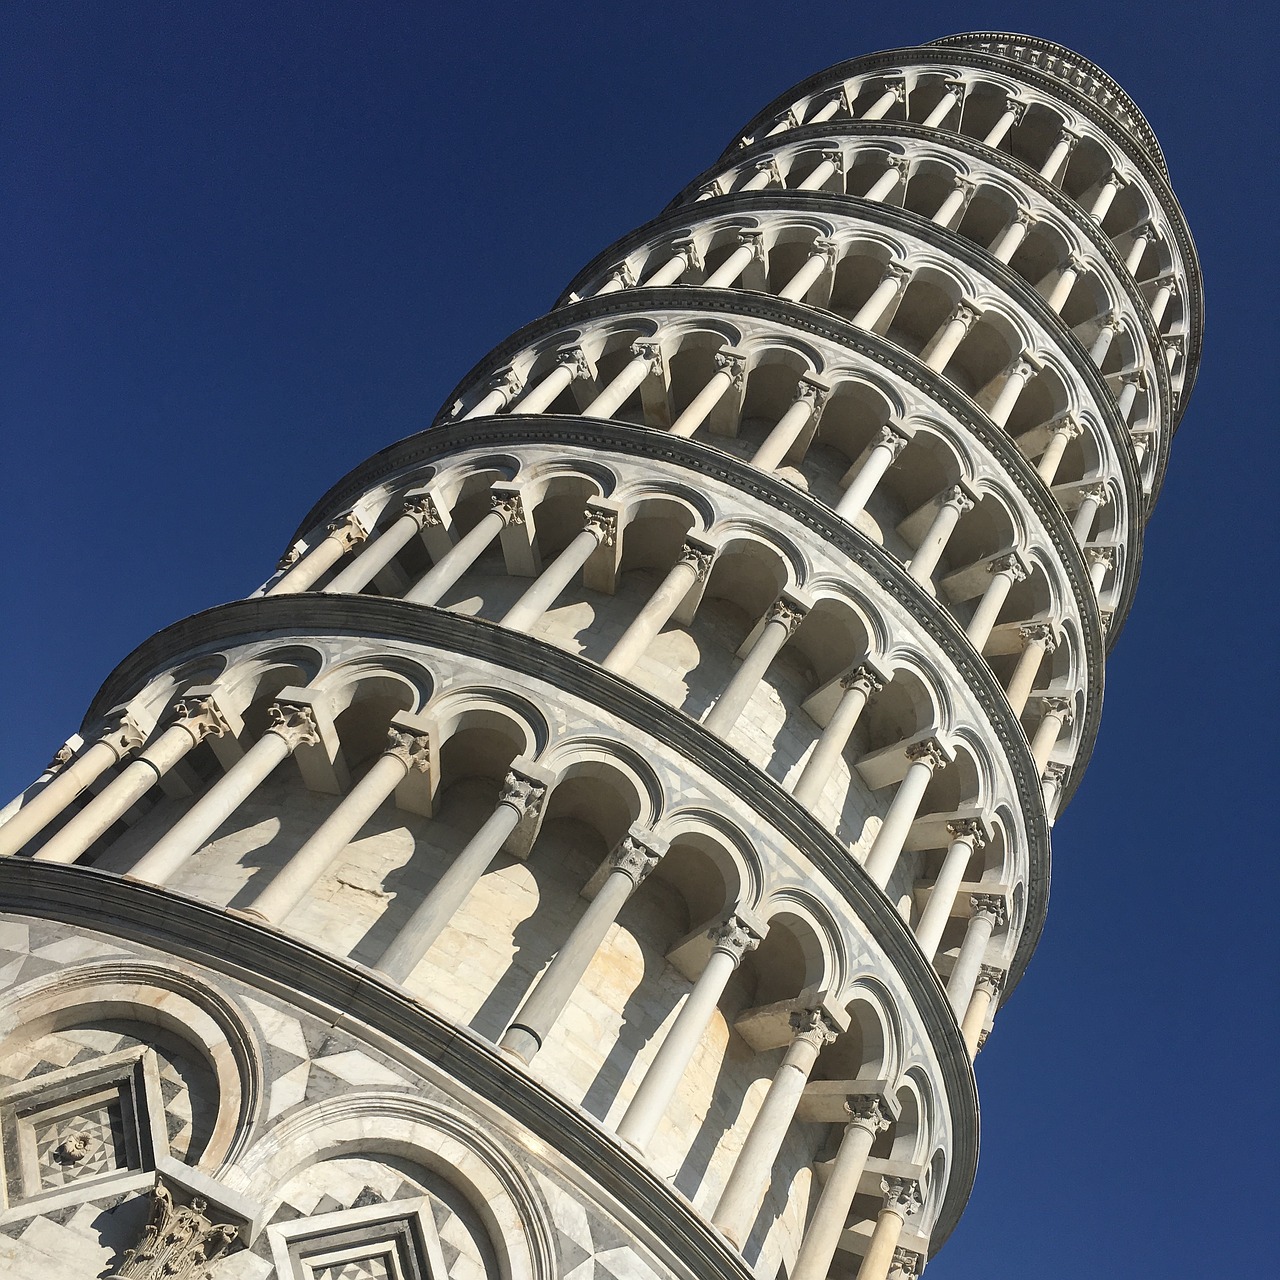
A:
[84, 511, 1057, 1002]
[416, 287, 1130, 649]
[556, 187, 1168, 512]
[720, 41, 1203, 406]
[674, 119, 1183, 489]
[0, 862, 756, 1273]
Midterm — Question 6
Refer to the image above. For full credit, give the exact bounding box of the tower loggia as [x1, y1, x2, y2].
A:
[0, 33, 1200, 1280]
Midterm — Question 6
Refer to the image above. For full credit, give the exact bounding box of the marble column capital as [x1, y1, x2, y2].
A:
[677, 540, 716, 582]
[789, 1007, 841, 1049]
[905, 736, 949, 772]
[265, 702, 322, 751]
[841, 664, 885, 697]
[945, 817, 987, 850]
[386, 725, 432, 773]
[583, 505, 619, 548]
[609, 832, 665, 885]
[880, 1175, 923, 1219]
[969, 893, 1008, 928]
[498, 768, 549, 820]
[490, 490, 526, 526]
[325, 512, 368, 551]
[170, 695, 230, 743]
[975, 964, 1007, 998]
[708, 915, 763, 964]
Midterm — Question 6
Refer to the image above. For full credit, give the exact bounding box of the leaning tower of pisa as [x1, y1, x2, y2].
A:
[0, 32, 1199, 1280]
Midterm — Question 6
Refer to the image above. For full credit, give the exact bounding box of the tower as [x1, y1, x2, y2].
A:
[0, 29, 1200, 1280]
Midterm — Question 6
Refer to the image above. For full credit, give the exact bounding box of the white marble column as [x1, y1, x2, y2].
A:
[268, 513, 367, 595]
[851, 263, 911, 330]
[1039, 127, 1079, 184]
[807, 95, 842, 124]
[1036, 413, 1084, 484]
[404, 492, 524, 606]
[0, 715, 145, 858]
[922, 80, 964, 128]
[1149, 276, 1178, 326]
[837, 424, 910, 521]
[1116, 368, 1146, 421]
[501, 507, 618, 632]
[463, 368, 524, 419]
[703, 597, 807, 735]
[982, 98, 1025, 147]
[1072, 483, 1110, 542]
[583, 341, 664, 419]
[592, 263, 636, 296]
[1087, 545, 1115, 593]
[947, 895, 1006, 1016]
[797, 149, 845, 192]
[914, 819, 987, 962]
[703, 230, 765, 289]
[1089, 313, 1123, 365]
[128, 703, 321, 886]
[740, 159, 781, 192]
[791, 666, 884, 809]
[514, 346, 593, 414]
[642, 237, 702, 288]
[1005, 623, 1057, 715]
[751, 376, 829, 472]
[907, 485, 975, 585]
[603, 541, 714, 676]
[990, 209, 1036, 264]
[988, 354, 1042, 427]
[245, 722, 431, 924]
[1046, 254, 1086, 313]
[779, 238, 838, 302]
[34, 696, 230, 866]
[1041, 762, 1068, 815]
[500, 833, 664, 1063]
[787, 1094, 892, 1280]
[1089, 169, 1127, 223]
[862, 81, 904, 121]
[376, 768, 549, 983]
[865, 156, 909, 203]
[669, 349, 747, 438]
[711, 1009, 840, 1242]
[1124, 224, 1157, 274]
[1029, 697, 1074, 774]
[966, 554, 1028, 650]
[961, 964, 1005, 1055]
[615, 916, 761, 1151]
[324, 496, 441, 595]
[863, 739, 948, 888]
[856, 1179, 923, 1280]
[931, 175, 975, 229]
[922, 302, 980, 372]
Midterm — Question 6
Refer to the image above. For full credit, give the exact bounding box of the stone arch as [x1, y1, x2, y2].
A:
[653, 807, 763, 922]
[227, 1093, 554, 1280]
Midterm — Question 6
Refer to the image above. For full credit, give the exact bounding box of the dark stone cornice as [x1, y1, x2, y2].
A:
[555, 187, 1167, 513]
[0, 862, 753, 1273]
[415, 287, 1131, 647]
[84, 508, 1056, 1004]
[718, 41, 1203, 414]
[671, 119, 1182, 493]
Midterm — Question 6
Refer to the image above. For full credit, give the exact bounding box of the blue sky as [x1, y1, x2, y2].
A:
[2, 3, 1276, 1274]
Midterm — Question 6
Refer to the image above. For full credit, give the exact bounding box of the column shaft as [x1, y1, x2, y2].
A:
[603, 551, 707, 676]
[851, 269, 908, 330]
[404, 507, 507, 606]
[324, 510, 427, 594]
[751, 394, 818, 472]
[856, 1207, 908, 1280]
[703, 606, 800, 735]
[908, 492, 969, 585]
[947, 906, 998, 1015]
[966, 564, 1019, 650]
[778, 247, 832, 302]
[863, 747, 942, 887]
[669, 366, 734, 438]
[1005, 633, 1050, 715]
[583, 353, 653, 419]
[704, 242, 758, 289]
[913, 828, 980, 961]
[515, 362, 576, 414]
[789, 1120, 880, 1280]
[837, 427, 907, 520]
[501, 520, 609, 632]
[791, 675, 878, 809]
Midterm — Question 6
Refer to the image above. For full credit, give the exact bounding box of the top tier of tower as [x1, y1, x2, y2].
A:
[699, 33, 1201, 439]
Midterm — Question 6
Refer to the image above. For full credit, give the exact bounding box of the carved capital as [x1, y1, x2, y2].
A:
[988, 552, 1028, 583]
[402, 494, 443, 528]
[941, 483, 976, 515]
[818, 147, 846, 173]
[106, 1181, 239, 1280]
[1050, 411, 1084, 440]
[499, 769, 547, 819]
[1085, 545, 1115, 569]
[1040, 695, 1075, 724]
[875, 422, 911, 458]
[605, 262, 636, 289]
[735, 227, 767, 258]
[946, 817, 987, 849]
[1012, 207, 1038, 229]
[708, 915, 761, 962]
[841, 664, 885, 697]
[844, 1092, 891, 1133]
[670, 236, 704, 273]
[609, 834, 663, 885]
[969, 893, 1007, 927]
[810, 235, 839, 267]
[677, 541, 715, 582]
[881, 1176, 923, 1219]
[1010, 352, 1044, 380]
[554, 345, 593, 380]
[45, 743, 76, 774]
[386, 727, 431, 773]
[1019, 621, 1058, 652]
[795, 374, 830, 410]
[583, 506, 618, 548]
[630, 339, 665, 376]
[697, 179, 725, 200]
[487, 366, 525, 399]
[882, 260, 913, 286]
[172, 696, 230, 742]
[975, 964, 1006, 998]
[976, 1028, 990, 1053]
[890, 1247, 923, 1279]
[103, 713, 147, 757]
[1079, 482, 1111, 507]
[326, 512, 368, 551]
[713, 348, 748, 387]
[767, 597, 808, 635]
[884, 155, 911, 176]
[266, 702, 321, 750]
[1005, 98, 1028, 123]
[905, 737, 948, 772]
[1042, 761, 1068, 789]
[491, 491, 526, 526]
[884, 80, 907, 103]
[276, 545, 303, 571]
[952, 301, 982, 329]
[789, 1007, 840, 1049]
[942, 78, 965, 96]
